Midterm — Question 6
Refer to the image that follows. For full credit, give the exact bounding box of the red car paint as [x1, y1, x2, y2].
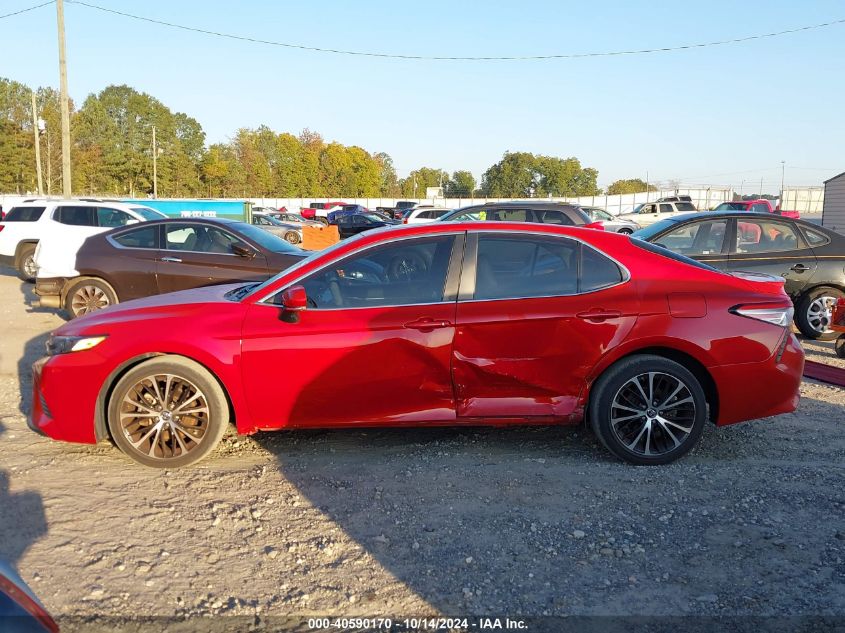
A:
[299, 201, 346, 220]
[716, 199, 800, 219]
[31, 222, 803, 447]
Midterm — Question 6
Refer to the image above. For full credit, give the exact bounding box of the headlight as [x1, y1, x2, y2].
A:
[46, 335, 107, 355]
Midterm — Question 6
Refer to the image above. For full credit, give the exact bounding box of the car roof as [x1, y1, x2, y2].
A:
[116, 216, 241, 227]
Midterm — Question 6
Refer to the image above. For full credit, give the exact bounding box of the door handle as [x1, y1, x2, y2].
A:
[790, 263, 810, 272]
[403, 318, 452, 331]
[576, 309, 622, 322]
[160, 256, 182, 263]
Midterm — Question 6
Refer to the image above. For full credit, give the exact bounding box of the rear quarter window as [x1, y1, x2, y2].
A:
[3, 207, 45, 222]
[802, 227, 831, 247]
[581, 246, 624, 291]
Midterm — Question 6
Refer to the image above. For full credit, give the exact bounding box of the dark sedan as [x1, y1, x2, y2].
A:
[633, 211, 845, 340]
[335, 213, 400, 239]
[34, 218, 308, 318]
[438, 201, 603, 228]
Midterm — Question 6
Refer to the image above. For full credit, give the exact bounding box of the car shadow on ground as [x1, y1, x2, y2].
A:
[0, 418, 48, 568]
[15, 280, 63, 417]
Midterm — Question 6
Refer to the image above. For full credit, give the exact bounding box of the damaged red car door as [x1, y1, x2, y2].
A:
[452, 232, 638, 419]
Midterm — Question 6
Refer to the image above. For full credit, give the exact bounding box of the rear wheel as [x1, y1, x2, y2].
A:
[16, 244, 37, 282]
[284, 230, 301, 245]
[107, 356, 229, 468]
[589, 355, 707, 465]
[796, 286, 844, 341]
[617, 228, 634, 235]
[64, 278, 117, 318]
[317, 217, 329, 226]
[835, 335, 845, 359]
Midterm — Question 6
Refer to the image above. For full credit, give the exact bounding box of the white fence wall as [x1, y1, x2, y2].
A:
[780, 188, 825, 214]
[248, 188, 734, 216]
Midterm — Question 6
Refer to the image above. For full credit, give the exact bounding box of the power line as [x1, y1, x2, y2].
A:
[66, 1, 845, 61]
[0, 0, 53, 20]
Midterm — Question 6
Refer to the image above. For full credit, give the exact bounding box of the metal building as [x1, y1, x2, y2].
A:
[822, 171, 845, 233]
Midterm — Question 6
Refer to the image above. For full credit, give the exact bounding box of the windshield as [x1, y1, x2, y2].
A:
[131, 207, 168, 220]
[244, 234, 362, 300]
[593, 209, 614, 221]
[257, 214, 286, 226]
[714, 202, 747, 211]
[630, 217, 682, 241]
[231, 221, 303, 253]
[362, 213, 386, 222]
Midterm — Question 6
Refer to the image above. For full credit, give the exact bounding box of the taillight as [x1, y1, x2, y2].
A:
[0, 225, 4, 232]
[584, 221, 605, 230]
[731, 303, 794, 327]
[403, 218, 408, 224]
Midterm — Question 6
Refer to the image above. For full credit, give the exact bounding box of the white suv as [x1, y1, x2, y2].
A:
[617, 200, 698, 228]
[0, 199, 165, 281]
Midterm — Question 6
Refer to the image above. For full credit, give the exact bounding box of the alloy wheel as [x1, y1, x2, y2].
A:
[609, 371, 696, 457]
[71, 285, 111, 316]
[118, 374, 210, 461]
[806, 295, 838, 335]
[23, 255, 37, 279]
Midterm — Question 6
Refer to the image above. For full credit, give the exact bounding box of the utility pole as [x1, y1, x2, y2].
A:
[56, 0, 72, 198]
[152, 125, 158, 198]
[46, 129, 52, 195]
[30, 91, 44, 196]
[780, 160, 786, 197]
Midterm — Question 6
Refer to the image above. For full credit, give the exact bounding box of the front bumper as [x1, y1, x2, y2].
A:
[710, 330, 804, 426]
[30, 352, 105, 445]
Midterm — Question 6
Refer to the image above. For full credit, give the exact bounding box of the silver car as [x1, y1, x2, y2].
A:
[251, 212, 303, 245]
[580, 206, 640, 234]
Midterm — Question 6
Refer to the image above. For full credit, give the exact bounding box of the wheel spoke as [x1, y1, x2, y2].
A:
[130, 424, 160, 449]
[625, 422, 649, 452]
[630, 377, 649, 408]
[658, 416, 693, 434]
[657, 381, 684, 408]
[657, 419, 682, 447]
[610, 412, 643, 426]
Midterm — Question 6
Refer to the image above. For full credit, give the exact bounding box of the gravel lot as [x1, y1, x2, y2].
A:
[1, 269, 843, 629]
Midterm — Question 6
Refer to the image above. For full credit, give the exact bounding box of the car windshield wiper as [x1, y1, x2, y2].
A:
[226, 282, 261, 301]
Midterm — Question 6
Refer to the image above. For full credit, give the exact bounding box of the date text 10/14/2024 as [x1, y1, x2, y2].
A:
[307, 617, 528, 631]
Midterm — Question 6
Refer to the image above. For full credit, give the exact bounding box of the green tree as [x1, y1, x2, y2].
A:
[481, 151, 600, 197]
[606, 178, 657, 195]
[399, 167, 449, 197]
[445, 170, 476, 197]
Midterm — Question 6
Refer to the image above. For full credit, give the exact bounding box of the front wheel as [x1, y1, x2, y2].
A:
[796, 287, 844, 341]
[617, 228, 634, 235]
[107, 356, 230, 468]
[589, 355, 707, 465]
[835, 335, 845, 359]
[284, 230, 301, 245]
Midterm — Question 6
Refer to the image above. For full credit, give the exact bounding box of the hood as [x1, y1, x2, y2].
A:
[55, 282, 246, 335]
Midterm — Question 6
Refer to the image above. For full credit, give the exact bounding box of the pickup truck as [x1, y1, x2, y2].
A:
[375, 200, 418, 219]
[712, 199, 799, 219]
[299, 201, 346, 224]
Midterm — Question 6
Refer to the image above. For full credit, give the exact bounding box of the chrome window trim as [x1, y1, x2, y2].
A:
[257, 231, 466, 307]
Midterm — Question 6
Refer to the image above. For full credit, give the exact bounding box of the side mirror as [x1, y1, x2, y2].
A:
[232, 243, 256, 259]
[281, 285, 307, 311]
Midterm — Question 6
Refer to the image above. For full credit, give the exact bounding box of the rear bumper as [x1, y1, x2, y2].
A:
[710, 331, 804, 426]
[32, 277, 65, 308]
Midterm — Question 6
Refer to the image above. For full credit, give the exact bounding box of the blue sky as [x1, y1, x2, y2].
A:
[2, 0, 844, 190]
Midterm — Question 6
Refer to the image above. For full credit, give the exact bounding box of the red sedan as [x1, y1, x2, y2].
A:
[29, 222, 804, 467]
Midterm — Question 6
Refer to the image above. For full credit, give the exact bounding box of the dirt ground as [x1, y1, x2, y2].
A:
[1, 269, 844, 630]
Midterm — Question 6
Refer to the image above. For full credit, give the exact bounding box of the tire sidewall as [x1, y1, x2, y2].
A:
[107, 357, 230, 468]
[16, 244, 36, 282]
[589, 355, 707, 465]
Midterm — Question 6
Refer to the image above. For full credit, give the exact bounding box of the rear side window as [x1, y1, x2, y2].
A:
[802, 227, 831, 247]
[534, 209, 575, 225]
[581, 246, 624, 292]
[676, 203, 696, 212]
[113, 226, 158, 249]
[54, 206, 96, 226]
[3, 206, 45, 222]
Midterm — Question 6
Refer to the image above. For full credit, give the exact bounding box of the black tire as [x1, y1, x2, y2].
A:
[835, 335, 845, 359]
[107, 356, 230, 468]
[589, 354, 707, 465]
[284, 230, 301, 245]
[795, 286, 844, 341]
[317, 217, 329, 226]
[617, 228, 634, 235]
[64, 278, 118, 319]
[16, 244, 37, 282]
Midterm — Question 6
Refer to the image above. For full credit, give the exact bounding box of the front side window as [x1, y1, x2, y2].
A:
[113, 226, 158, 249]
[473, 235, 579, 300]
[733, 219, 803, 254]
[54, 206, 96, 226]
[97, 207, 135, 228]
[653, 219, 728, 256]
[296, 235, 456, 309]
[641, 204, 656, 214]
[3, 206, 45, 222]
